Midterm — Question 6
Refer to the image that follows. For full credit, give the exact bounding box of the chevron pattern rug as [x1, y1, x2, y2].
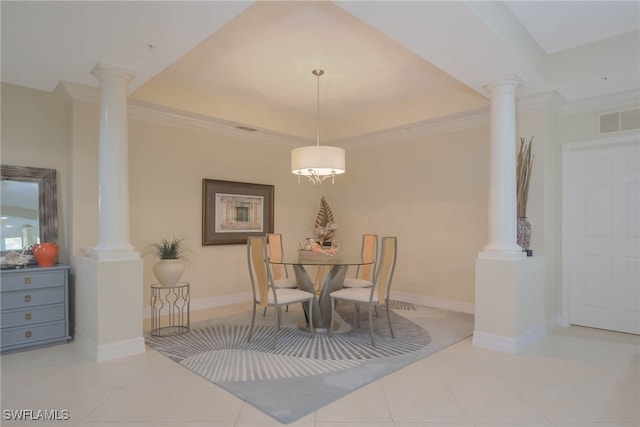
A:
[145, 302, 474, 424]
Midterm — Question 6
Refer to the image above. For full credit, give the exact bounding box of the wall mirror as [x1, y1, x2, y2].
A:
[1, 165, 58, 254]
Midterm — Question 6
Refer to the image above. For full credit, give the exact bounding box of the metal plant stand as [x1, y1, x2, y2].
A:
[150, 282, 190, 337]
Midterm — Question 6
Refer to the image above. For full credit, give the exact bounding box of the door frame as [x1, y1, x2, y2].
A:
[561, 133, 639, 327]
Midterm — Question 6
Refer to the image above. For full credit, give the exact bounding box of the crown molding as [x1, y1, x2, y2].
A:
[127, 100, 305, 147]
[517, 91, 566, 114]
[55, 81, 100, 104]
[56, 82, 306, 147]
[337, 107, 489, 148]
[560, 89, 640, 115]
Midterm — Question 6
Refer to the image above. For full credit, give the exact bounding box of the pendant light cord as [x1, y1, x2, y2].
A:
[313, 69, 324, 147]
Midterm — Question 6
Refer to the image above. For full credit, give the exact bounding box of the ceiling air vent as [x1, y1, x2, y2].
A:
[600, 108, 640, 134]
[621, 108, 640, 131]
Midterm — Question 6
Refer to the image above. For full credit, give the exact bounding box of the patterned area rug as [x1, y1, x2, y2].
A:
[145, 302, 474, 424]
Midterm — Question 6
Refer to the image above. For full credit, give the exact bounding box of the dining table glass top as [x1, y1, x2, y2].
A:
[270, 256, 373, 266]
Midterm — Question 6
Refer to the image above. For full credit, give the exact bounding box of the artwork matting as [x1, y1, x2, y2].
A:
[202, 179, 274, 245]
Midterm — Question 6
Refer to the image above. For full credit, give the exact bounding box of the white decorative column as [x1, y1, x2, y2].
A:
[90, 63, 137, 260]
[473, 76, 546, 354]
[73, 62, 144, 363]
[480, 77, 525, 259]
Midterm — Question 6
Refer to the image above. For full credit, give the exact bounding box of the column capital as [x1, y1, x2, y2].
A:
[483, 75, 525, 92]
[91, 62, 136, 83]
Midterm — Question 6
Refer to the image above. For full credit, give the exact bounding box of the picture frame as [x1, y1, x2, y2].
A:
[202, 179, 274, 245]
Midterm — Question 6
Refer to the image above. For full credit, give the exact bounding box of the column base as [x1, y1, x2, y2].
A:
[473, 256, 545, 352]
[73, 255, 144, 362]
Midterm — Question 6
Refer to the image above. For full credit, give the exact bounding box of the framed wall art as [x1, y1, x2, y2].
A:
[202, 179, 274, 245]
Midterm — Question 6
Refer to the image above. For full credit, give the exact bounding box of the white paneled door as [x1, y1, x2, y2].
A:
[565, 138, 640, 334]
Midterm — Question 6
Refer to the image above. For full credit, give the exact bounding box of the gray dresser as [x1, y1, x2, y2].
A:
[1, 265, 70, 353]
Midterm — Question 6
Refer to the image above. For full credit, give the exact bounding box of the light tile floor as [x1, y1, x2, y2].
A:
[1, 303, 638, 427]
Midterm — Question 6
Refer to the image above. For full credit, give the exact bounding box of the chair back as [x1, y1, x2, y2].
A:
[357, 234, 378, 281]
[370, 236, 397, 304]
[247, 236, 270, 308]
[266, 233, 288, 280]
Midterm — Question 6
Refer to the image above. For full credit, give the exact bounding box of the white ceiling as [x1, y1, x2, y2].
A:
[504, 1, 640, 54]
[2, 1, 639, 142]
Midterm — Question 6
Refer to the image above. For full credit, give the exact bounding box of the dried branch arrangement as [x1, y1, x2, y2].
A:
[314, 196, 336, 242]
[516, 136, 534, 218]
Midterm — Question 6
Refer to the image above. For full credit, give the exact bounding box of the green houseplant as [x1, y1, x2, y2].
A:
[151, 237, 185, 260]
[150, 237, 187, 286]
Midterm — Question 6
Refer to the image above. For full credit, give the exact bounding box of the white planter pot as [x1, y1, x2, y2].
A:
[153, 259, 185, 286]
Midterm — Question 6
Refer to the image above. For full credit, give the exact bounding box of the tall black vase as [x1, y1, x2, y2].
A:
[517, 217, 531, 252]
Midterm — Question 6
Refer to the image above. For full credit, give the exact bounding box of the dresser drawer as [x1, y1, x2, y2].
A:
[1, 269, 66, 292]
[1, 321, 67, 349]
[1, 287, 65, 310]
[1, 304, 65, 328]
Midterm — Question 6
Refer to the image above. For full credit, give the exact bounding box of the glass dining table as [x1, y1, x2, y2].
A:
[269, 256, 374, 331]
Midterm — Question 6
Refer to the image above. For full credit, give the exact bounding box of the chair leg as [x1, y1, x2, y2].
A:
[374, 305, 379, 317]
[309, 300, 314, 338]
[355, 303, 360, 328]
[277, 306, 282, 330]
[329, 298, 335, 335]
[273, 306, 281, 349]
[248, 303, 257, 343]
[386, 302, 395, 338]
[369, 303, 376, 347]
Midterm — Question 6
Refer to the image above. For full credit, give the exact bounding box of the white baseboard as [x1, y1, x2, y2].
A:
[74, 331, 146, 362]
[144, 291, 252, 319]
[95, 337, 146, 363]
[472, 330, 518, 353]
[472, 320, 549, 353]
[391, 291, 475, 314]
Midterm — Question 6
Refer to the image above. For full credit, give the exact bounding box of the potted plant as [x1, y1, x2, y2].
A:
[516, 136, 534, 254]
[149, 237, 187, 286]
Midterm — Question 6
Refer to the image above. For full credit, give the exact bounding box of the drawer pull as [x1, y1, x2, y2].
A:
[24, 295, 31, 303]
[25, 331, 32, 338]
[24, 277, 31, 285]
[25, 313, 32, 320]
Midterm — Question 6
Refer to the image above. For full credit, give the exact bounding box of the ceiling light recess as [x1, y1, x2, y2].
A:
[291, 69, 345, 185]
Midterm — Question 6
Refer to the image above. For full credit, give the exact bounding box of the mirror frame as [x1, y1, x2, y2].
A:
[1, 165, 58, 251]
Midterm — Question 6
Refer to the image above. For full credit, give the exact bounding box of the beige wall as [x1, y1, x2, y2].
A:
[127, 117, 327, 305]
[334, 127, 490, 306]
[0, 83, 71, 263]
[68, 99, 100, 257]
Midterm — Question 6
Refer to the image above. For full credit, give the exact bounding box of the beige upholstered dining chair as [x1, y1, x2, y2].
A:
[266, 233, 298, 289]
[247, 236, 315, 349]
[329, 236, 397, 347]
[265, 233, 298, 314]
[342, 233, 377, 288]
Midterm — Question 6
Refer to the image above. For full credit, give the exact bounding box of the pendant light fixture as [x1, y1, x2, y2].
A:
[291, 69, 345, 185]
